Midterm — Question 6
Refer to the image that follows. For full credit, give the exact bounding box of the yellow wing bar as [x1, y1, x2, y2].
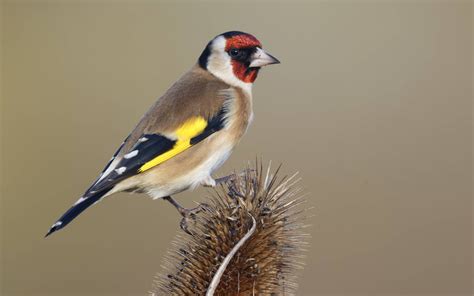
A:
[138, 117, 208, 172]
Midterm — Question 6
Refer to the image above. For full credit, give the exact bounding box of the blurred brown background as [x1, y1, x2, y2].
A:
[1, 1, 472, 295]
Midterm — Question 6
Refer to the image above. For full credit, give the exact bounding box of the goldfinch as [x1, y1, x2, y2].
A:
[46, 31, 279, 237]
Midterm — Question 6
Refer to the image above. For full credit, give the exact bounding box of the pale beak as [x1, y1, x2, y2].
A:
[249, 47, 280, 68]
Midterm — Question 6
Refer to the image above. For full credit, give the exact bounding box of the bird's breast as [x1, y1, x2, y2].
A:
[223, 87, 254, 140]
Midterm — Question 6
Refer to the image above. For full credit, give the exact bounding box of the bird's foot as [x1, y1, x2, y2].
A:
[214, 169, 256, 199]
[162, 196, 209, 235]
[200, 169, 255, 189]
[215, 169, 255, 185]
[178, 203, 210, 235]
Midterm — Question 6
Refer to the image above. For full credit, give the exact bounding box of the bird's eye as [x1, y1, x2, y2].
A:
[229, 48, 240, 57]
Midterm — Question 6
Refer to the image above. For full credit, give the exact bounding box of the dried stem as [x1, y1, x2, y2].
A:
[207, 214, 256, 296]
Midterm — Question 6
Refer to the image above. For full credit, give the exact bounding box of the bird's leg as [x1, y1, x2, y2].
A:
[215, 174, 234, 185]
[162, 195, 208, 235]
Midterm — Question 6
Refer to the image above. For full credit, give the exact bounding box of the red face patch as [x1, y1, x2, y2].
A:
[231, 61, 259, 83]
[225, 34, 262, 83]
[225, 34, 262, 51]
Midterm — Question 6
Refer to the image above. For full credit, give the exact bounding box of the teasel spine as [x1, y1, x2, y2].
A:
[152, 161, 310, 295]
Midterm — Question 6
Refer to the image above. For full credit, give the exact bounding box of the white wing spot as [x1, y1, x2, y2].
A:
[124, 150, 139, 159]
[115, 167, 126, 175]
[139, 137, 148, 142]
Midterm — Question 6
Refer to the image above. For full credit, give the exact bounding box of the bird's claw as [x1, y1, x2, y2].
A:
[178, 203, 210, 235]
[215, 169, 256, 185]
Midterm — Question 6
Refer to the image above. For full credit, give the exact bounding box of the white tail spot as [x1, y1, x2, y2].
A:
[74, 196, 88, 205]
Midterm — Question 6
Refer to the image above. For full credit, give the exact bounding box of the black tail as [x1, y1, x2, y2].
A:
[45, 188, 110, 237]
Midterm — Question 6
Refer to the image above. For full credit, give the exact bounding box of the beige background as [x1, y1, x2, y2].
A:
[1, 1, 472, 295]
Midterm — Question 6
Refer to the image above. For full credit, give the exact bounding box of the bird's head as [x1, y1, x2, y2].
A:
[198, 31, 280, 89]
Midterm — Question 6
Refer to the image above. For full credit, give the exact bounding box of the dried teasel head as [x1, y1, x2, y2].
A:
[151, 162, 310, 295]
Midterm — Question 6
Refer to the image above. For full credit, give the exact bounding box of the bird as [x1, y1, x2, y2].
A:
[45, 31, 280, 237]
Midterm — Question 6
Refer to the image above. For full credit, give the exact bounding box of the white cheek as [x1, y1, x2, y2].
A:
[206, 36, 252, 94]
